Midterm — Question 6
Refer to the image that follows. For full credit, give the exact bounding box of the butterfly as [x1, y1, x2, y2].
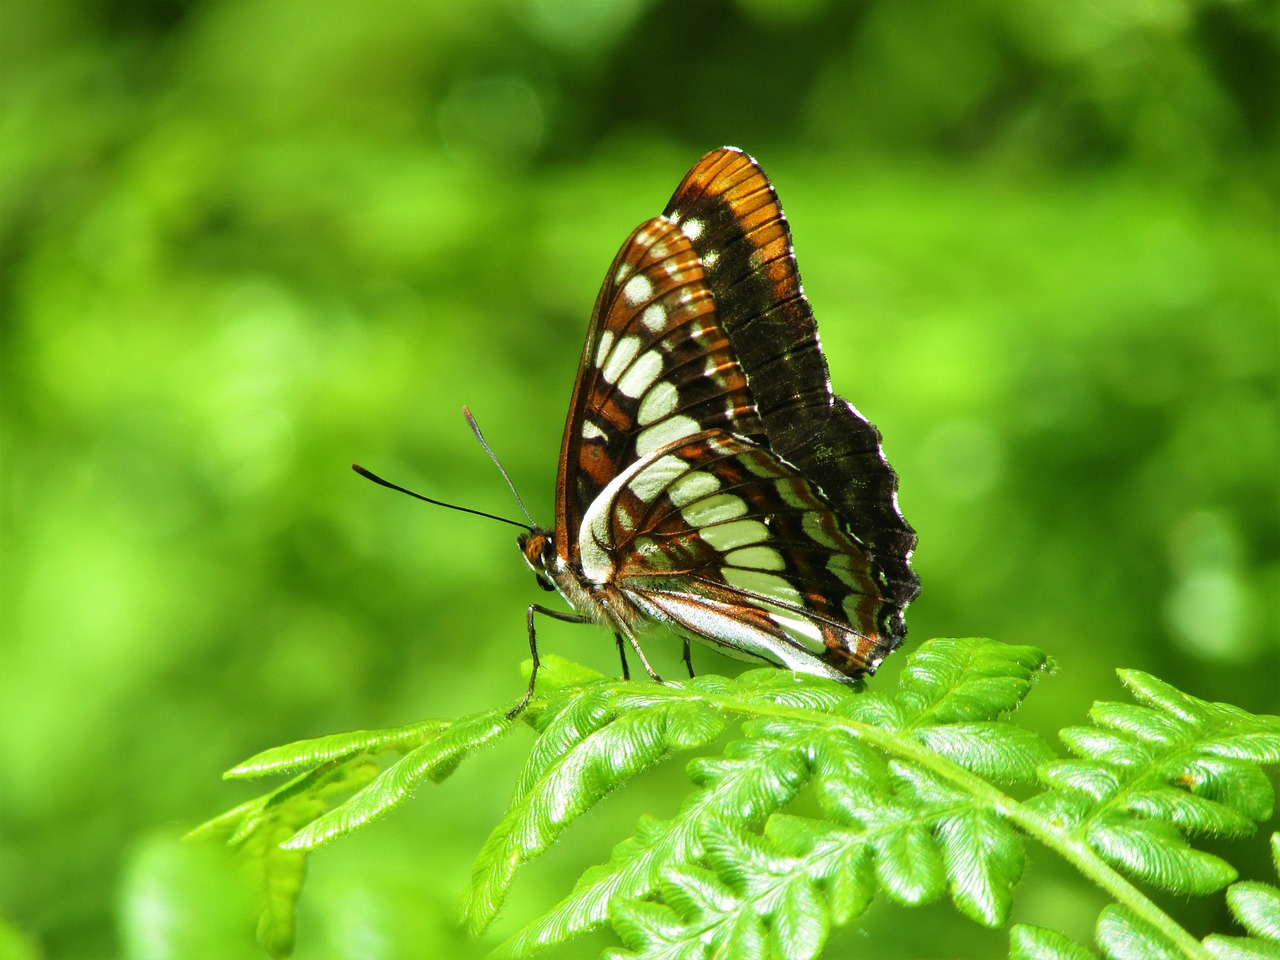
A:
[510, 146, 919, 712]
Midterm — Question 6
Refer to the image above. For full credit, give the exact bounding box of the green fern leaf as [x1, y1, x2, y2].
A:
[192, 641, 1280, 960]
[510, 687, 619, 802]
[1182, 756, 1275, 822]
[892, 638, 1051, 724]
[252, 822, 308, 959]
[1228, 879, 1280, 941]
[613, 865, 770, 960]
[1117, 671, 1211, 726]
[1202, 937, 1280, 959]
[1087, 814, 1236, 894]
[605, 896, 713, 960]
[1088, 701, 1189, 748]
[190, 753, 381, 957]
[1021, 790, 1092, 831]
[808, 730, 892, 821]
[223, 719, 453, 779]
[462, 692, 726, 937]
[915, 722, 1055, 780]
[1059, 726, 1153, 768]
[731, 670, 854, 712]
[1121, 785, 1256, 837]
[938, 809, 1025, 926]
[1010, 923, 1100, 960]
[284, 708, 512, 850]
[873, 815, 946, 906]
[699, 824, 828, 960]
[1039, 759, 1123, 800]
[1096, 904, 1182, 960]
[657, 863, 736, 923]
[1202, 834, 1280, 959]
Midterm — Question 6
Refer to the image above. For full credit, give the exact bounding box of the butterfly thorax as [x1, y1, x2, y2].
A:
[518, 529, 642, 632]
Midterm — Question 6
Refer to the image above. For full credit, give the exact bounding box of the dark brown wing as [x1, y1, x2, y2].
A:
[662, 147, 919, 657]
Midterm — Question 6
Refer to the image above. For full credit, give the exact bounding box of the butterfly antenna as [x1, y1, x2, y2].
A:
[351, 464, 532, 532]
[463, 405, 537, 527]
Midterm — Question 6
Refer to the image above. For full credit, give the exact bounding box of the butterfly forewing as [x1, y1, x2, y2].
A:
[537, 146, 918, 686]
[555, 216, 765, 553]
[663, 149, 832, 444]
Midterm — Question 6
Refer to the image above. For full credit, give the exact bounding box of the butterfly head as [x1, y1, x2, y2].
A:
[518, 530, 557, 592]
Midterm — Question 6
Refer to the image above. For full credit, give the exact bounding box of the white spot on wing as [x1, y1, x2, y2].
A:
[777, 484, 809, 511]
[580, 511, 613, 583]
[722, 567, 802, 606]
[842, 593, 867, 624]
[803, 512, 842, 550]
[640, 303, 666, 332]
[580, 442, 696, 583]
[725, 545, 786, 571]
[668, 470, 719, 509]
[770, 611, 827, 651]
[622, 274, 653, 306]
[681, 219, 704, 241]
[582, 420, 606, 440]
[617, 350, 663, 399]
[681, 492, 746, 527]
[631, 591, 849, 680]
[630, 454, 687, 503]
[827, 553, 862, 587]
[700, 519, 768, 552]
[595, 329, 615, 368]
[601, 335, 640, 385]
[637, 380, 679, 425]
[635, 414, 700, 457]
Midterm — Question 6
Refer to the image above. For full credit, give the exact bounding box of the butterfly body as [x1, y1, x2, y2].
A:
[515, 147, 918, 703]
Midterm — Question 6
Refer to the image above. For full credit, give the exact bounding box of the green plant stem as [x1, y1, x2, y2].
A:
[639, 684, 1213, 960]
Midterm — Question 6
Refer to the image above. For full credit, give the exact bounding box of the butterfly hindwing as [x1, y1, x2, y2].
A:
[578, 430, 890, 676]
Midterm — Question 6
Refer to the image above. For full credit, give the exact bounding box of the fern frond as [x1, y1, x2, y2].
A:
[192, 640, 1280, 960]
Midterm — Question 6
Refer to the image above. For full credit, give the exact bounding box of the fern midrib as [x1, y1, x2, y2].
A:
[691, 690, 1214, 960]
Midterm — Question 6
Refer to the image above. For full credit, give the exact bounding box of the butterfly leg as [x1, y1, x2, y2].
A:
[618, 627, 663, 684]
[613, 633, 631, 681]
[681, 638, 695, 679]
[509, 604, 593, 719]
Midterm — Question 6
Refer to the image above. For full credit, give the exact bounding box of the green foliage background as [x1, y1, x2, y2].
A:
[1, 0, 1276, 957]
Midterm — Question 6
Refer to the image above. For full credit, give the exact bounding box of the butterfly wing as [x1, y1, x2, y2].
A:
[663, 147, 920, 656]
[553, 215, 764, 552]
